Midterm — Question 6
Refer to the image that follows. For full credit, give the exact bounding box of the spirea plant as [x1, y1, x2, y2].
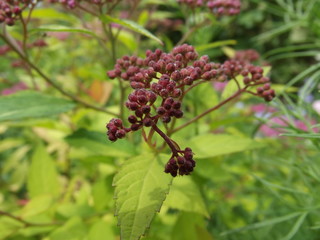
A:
[106, 44, 275, 177]
[2, 0, 305, 240]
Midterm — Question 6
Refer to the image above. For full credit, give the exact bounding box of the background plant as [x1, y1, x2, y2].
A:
[0, 0, 319, 240]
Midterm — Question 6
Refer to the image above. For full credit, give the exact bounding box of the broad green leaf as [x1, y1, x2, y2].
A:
[18, 215, 56, 237]
[222, 46, 236, 58]
[0, 91, 75, 122]
[113, 153, 172, 240]
[171, 212, 207, 240]
[164, 177, 209, 217]
[189, 134, 264, 159]
[21, 195, 53, 217]
[66, 129, 137, 158]
[56, 203, 93, 219]
[88, 220, 115, 240]
[29, 25, 98, 37]
[195, 225, 214, 240]
[101, 15, 163, 45]
[23, 8, 77, 22]
[0, 218, 23, 239]
[92, 177, 112, 211]
[49, 217, 87, 240]
[196, 40, 237, 52]
[27, 143, 60, 198]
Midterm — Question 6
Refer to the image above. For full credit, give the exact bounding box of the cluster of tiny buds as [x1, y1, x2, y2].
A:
[177, 0, 241, 16]
[126, 88, 157, 129]
[256, 83, 275, 102]
[106, 44, 275, 176]
[207, 0, 241, 16]
[0, 0, 32, 26]
[222, 59, 276, 102]
[165, 148, 196, 177]
[234, 49, 260, 63]
[106, 118, 130, 142]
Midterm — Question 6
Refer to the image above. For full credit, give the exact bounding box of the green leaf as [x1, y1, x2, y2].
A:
[221, 212, 304, 236]
[189, 134, 264, 159]
[0, 91, 75, 122]
[21, 195, 53, 217]
[196, 40, 237, 52]
[0, 218, 23, 239]
[101, 15, 163, 45]
[281, 213, 308, 240]
[113, 153, 172, 240]
[66, 129, 137, 158]
[49, 217, 87, 240]
[164, 177, 209, 217]
[280, 133, 320, 139]
[22, 8, 77, 22]
[27, 143, 60, 198]
[88, 221, 115, 240]
[171, 212, 207, 240]
[92, 177, 112, 211]
[29, 25, 98, 37]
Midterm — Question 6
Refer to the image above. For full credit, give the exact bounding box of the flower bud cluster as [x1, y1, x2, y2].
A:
[256, 83, 276, 102]
[234, 49, 260, 63]
[177, 0, 241, 17]
[0, 0, 32, 26]
[164, 148, 196, 177]
[207, 0, 241, 16]
[222, 59, 276, 102]
[106, 44, 275, 176]
[125, 88, 157, 129]
[106, 118, 130, 142]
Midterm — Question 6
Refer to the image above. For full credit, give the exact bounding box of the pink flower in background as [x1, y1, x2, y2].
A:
[251, 103, 276, 114]
[213, 81, 228, 92]
[251, 103, 318, 137]
[259, 117, 318, 137]
[1, 82, 28, 95]
[312, 100, 320, 115]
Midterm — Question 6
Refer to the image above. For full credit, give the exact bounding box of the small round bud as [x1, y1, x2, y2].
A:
[143, 118, 153, 127]
[141, 105, 151, 114]
[115, 129, 126, 139]
[157, 107, 166, 115]
[128, 115, 137, 124]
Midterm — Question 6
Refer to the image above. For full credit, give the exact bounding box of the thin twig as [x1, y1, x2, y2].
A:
[171, 88, 247, 134]
[0, 210, 61, 227]
[0, 33, 118, 116]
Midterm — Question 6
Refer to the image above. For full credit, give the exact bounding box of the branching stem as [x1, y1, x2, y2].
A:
[0, 210, 61, 227]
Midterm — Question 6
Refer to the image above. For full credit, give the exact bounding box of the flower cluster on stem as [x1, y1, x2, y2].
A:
[0, 0, 33, 26]
[177, 0, 241, 16]
[106, 44, 275, 177]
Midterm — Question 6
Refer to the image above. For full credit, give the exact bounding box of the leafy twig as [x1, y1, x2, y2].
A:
[0, 32, 119, 117]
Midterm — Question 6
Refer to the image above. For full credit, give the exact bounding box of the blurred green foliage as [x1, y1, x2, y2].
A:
[0, 0, 320, 240]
